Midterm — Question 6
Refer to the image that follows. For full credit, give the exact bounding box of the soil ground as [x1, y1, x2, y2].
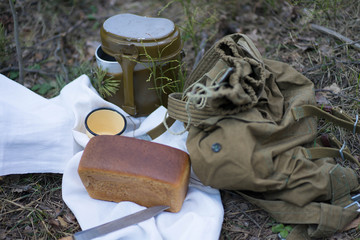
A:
[1, 0, 360, 239]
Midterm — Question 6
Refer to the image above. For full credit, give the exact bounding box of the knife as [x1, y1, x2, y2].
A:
[60, 205, 169, 240]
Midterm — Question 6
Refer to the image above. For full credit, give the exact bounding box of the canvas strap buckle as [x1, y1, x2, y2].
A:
[344, 194, 360, 212]
[204, 59, 234, 86]
[353, 114, 359, 134]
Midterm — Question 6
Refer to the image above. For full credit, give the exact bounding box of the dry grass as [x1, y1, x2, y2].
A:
[1, 0, 360, 239]
[0, 174, 79, 239]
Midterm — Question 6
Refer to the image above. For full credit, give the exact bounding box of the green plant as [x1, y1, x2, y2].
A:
[67, 61, 93, 81]
[8, 71, 19, 80]
[290, 0, 345, 20]
[158, 0, 218, 57]
[121, 39, 186, 105]
[150, 58, 186, 97]
[272, 223, 293, 239]
[91, 66, 120, 98]
[31, 82, 55, 96]
[54, 74, 67, 93]
[29, 62, 94, 98]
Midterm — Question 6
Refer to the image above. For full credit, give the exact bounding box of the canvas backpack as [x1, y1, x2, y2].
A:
[164, 33, 360, 239]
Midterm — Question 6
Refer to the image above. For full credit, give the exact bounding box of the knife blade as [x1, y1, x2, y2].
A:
[60, 205, 169, 240]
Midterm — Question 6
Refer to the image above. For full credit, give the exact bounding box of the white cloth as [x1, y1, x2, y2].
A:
[0, 74, 224, 240]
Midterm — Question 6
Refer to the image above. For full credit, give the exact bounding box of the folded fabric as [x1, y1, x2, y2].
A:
[0, 74, 224, 240]
[0, 74, 75, 174]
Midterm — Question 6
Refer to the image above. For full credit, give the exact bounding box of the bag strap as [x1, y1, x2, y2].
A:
[276, 105, 360, 238]
[236, 34, 263, 63]
[167, 92, 218, 126]
[236, 161, 360, 239]
[145, 59, 230, 138]
[167, 58, 234, 126]
[237, 191, 358, 239]
[293, 105, 360, 166]
[292, 105, 360, 133]
[146, 117, 176, 140]
[167, 33, 266, 127]
[302, 147, 360, 167]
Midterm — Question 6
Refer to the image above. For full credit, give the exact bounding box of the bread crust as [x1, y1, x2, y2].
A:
[78, 135, 190, 212]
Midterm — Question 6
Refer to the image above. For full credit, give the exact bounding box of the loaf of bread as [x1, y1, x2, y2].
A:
[78, 135, 190, 212]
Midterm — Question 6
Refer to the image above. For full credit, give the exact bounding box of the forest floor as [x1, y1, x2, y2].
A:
[1, 0, 360, 239]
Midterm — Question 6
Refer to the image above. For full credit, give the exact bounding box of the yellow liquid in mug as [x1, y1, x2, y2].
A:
[86, 108, 126, 137]
[93, 131, 117, 135]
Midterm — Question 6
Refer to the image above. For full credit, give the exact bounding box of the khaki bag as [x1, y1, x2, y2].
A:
[166, 33, 360, 239]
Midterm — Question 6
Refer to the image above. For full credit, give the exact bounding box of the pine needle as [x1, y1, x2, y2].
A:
[91, 66, 120, 98]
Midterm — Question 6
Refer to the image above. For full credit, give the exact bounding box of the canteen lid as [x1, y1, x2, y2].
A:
[100, 13, 182, 61]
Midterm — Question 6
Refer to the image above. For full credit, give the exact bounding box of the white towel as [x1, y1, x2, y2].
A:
[0, 74, 224, 240]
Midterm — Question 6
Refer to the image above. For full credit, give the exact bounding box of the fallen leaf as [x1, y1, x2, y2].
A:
[324, 83, 341, 94]
[35, 52, 44, 61]
[299, 8, 315, 25]
[63, 212, 77, 224]
[343, 215, 360, 231]
[319, 44, 334, 57]
[57, 216, 68, 228]
[23, 225, 33, 234]
[242, 12, 258, 22]
[48, 218, 60, 227]
[315, 92, 331, 105]
[55, 208, 62, 216]
[43, 61, 57, 68]
[247, 29, 261, 42]
[11, 185, 32, 193]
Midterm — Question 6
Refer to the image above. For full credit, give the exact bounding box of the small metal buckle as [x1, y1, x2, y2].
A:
[344, 194, 360, 212]
[353, 114, 359, 134]
[339, 141, 346, 161]
[218, 67, 234, 83]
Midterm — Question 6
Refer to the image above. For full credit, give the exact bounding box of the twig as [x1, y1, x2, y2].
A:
[33, 15, 110, 48]
[240, 208, 262, 229]
[3, 198, 26, 209]
[224, 190, 263, 229]
[335, 40, 360, 49]
[310, 24, 360, 51]
[33, 19, 84, 47]
[258, 216, 270, 238]
[40, 216, 57, 239]
[9, 0, 24, 84]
